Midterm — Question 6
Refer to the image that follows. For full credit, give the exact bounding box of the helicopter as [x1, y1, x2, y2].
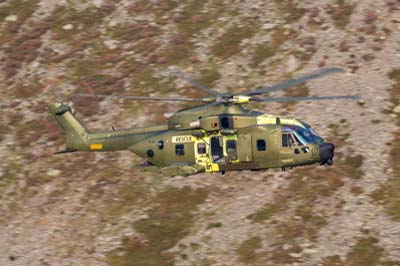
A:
[49, 67, 359, 176]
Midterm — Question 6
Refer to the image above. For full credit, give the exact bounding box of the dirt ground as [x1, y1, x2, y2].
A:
[1, 0, 400, 265]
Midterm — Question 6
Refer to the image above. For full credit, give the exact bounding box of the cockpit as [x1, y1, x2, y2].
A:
[282, 124, 323, 147]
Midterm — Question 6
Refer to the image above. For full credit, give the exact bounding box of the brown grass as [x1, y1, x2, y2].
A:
[273, 0, 306, 23]
[0, 0, 40, 44]
[107, 186, 208, 266]
[247, 203, 282, 223]
[326, 0, 356, 30]
[370, 69, 400, 220]
[212, 24, 258, 59]
[236, 236, 262, 264]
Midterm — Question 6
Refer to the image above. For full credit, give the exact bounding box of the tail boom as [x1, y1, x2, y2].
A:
[48, 103, 166, 153]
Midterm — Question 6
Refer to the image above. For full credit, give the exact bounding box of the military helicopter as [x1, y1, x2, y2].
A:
[49, 67, 359, 176]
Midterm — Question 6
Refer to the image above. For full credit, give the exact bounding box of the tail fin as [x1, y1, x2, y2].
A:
[48, 103, 89, 152]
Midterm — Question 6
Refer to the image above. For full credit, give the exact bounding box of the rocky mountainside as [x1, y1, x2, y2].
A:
[1, 0, 400, 265]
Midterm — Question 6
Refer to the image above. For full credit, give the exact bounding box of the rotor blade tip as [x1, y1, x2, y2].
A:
[328, 67, 346, 73]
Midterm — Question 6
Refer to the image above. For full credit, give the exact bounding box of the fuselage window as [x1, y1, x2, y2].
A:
[221, 117, 230, 129]
[257, 139, 266, 151]
[226, 140, 238, 160]
[157, 140, 164, 150]
[197, 143, 207, 154]
[146, 149, 154, 158]
[175, 144, 185, 156]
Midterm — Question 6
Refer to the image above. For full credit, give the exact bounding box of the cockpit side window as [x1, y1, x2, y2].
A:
[282, 132, 301, 147]
[282, 133, 289, 147]
[292, 133, 303, 146]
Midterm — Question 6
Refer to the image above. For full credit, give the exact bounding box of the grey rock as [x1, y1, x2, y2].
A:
[62, 24, 74, 30]
[286, 55, 299, 72]
[302, 248, 318, 255]
[289, 252, 302, 258]
[103, 40, 119, 50]
[262, 23, 276, 30]
[5, 15, 18, 22]
[46, 169, 61, 177]
[393, 104, 400, 114]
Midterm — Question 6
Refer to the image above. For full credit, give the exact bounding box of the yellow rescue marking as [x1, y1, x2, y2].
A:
[172, 135, 193, 143]
[90, 144, 103, 150]
[211, 163, 220, 172]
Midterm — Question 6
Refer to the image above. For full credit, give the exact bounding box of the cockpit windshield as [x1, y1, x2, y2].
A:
[282, 125, 323, 145]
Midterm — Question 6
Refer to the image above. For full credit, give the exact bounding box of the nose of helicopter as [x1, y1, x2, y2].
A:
[319, 142, 335, 165]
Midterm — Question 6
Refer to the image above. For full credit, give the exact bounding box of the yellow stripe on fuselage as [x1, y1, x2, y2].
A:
[90, 144, 103, 150]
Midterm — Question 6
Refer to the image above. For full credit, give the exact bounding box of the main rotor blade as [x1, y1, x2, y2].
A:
[251, 95, 360, 102]
[75, 93, 208, 102]
[171, 69, 223, 97]
[199, 100, 226, 108]
[243, 67, 345, 96]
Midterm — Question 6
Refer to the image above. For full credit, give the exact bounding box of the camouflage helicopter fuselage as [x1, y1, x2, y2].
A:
[49, 102, 334, 176]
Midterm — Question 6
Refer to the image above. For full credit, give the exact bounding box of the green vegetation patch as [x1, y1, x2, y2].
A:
[107, 186, 208, 266]
[347, 237, 400, 266]
[236, 236, 262, 264]
[388, 69, 400, 108]
[4, 20, 50, 79]
[197, 65, 221, 89]
[327, 122, 350, 147]
[323, 237, 400, 266]
[370, 70, 400, 220]
[0, 0, 40, 41]
[98, 180, 150, 222]
[0, 0, 39, 21]
[266, 207, 326, 264]
[251, 28, 299, 67]
[273, 0, 306, 23]
[14, 77, 43, 98]
[122, 66, 177, 100]
[327, 0, 356, 30]
[212, 24, 258, 59]
[344, 154, 364, 179]
[282, 84, 310, 111]
[128, 0, 178, 17]
[271, 206, 327, 243]
[322, 255, 344, 266]
[161, 43, 193, 65]
[247, 203, 282, 223]
[65, 45, 127, 115]
[15, 119, 47, 147]
[286, 167, 345, 203]
[178, 1, 211, 37]
[108, 23, 160, 43]
[49, 4, 117, 42]
[0, 161, 23, 188]
[326, 123, 365, 179]
[346, 237, 385, 266]
[251, 44, 278, 67]
[206, 222, 222, 229]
